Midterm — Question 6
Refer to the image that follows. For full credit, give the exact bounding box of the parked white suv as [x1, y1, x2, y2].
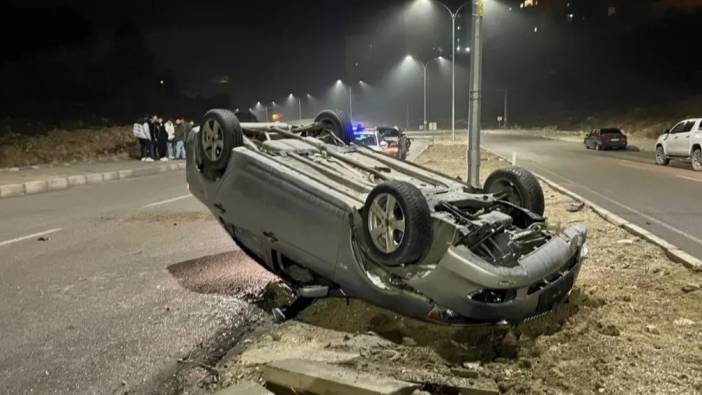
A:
[655, 118, 702, 171]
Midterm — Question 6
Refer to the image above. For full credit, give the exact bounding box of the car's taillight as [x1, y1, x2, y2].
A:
[385, 147, 399, 155]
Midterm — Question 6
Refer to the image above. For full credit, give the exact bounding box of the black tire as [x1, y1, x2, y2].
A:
[692, 148, 702, 171]
[314, 110, 353, 144]
[361, 181, 432, 266]
[198, 109, 243, 177]
[484, 167, 545, 216]
[655, 145, 670, 166]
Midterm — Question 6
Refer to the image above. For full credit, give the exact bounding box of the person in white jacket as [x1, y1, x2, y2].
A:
[165, 119, 176, 159]
[133, 118, 153, 161]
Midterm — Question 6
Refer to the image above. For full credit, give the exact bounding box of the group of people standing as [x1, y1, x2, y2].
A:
[132, 116, 191, 161]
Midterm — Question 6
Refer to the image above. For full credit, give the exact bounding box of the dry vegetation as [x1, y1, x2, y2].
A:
[0, 126, 134, 168]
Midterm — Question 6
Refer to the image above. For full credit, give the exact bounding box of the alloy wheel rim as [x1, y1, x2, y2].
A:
[201, 119, 224, 162]
[694, 151, 702, 169]
[657, 147, 665, 163]
[368, 193, 406, 254]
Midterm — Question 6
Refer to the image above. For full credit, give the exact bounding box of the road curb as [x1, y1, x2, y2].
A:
[0, 183, 25, 198]
[483, 147, 702, 272]
[24, 180, 49, 195]
[0, 162, 186, 200]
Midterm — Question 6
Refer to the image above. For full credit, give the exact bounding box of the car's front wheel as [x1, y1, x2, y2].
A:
[655, 145, 670, 166]
[692, 148, 702, 171]
[361, 182, 432, 266]
[484, 167, 545, 216]
[198, 109, 243, 179]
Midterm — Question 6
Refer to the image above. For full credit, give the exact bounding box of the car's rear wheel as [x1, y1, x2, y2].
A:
[361, 182, 432, 266]
[655, 145, 670, 166]
[198, 109, 243, 179]
[692, 148, 702, 171]
[484, 167, 545, 216]
[314, 110, 353, 144]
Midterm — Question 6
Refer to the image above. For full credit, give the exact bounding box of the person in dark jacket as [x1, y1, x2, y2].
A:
[155, 117, 168, 161]
[147, 115, 159, 160]
[174, 117, 190, 160]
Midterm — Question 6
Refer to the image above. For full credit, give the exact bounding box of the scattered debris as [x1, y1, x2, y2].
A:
[673, 318, 695, 327]
[37, 236, 51, 242]
[681, 284, 700, 293]
[566, 201, 585, 212]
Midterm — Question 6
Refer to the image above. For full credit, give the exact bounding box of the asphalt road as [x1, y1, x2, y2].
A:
[482, 132, 702, 261]
[0, 169, 273, 394]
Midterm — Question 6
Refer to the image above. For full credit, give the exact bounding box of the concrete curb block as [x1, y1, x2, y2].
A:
[86, 173, 104, 184]
[483, 147, 702, 272]
[0, 183, 25, 198]
[67, 175, 87, 186]
[47, 178, 69, 191]
[102, 171, 119, 181]
[24, 180, 49, 195]
[0, 162, 186, 200]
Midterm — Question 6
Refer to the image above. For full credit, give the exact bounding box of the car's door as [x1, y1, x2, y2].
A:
[668, 121, 694, 156]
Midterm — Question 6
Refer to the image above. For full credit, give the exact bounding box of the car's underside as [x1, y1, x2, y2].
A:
[186, 109, 588, 325]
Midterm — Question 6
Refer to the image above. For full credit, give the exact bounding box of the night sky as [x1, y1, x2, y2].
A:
[1, 0, 701, 129]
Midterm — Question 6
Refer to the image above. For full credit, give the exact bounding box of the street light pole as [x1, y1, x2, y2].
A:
[298, 97, 302, 120]
[435, 1, 469, 140]
[349, 85, 353, 120]
[423, 63, 427, 130]
[497, 89, 508, 128]
[467, 0, 484, 188]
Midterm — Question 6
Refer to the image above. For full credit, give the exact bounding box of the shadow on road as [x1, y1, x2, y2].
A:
[167, 251, 274, 298]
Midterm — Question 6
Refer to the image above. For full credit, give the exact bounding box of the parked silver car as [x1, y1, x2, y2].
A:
[186, 109, 588, 324]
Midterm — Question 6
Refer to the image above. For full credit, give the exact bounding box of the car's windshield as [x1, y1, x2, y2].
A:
[379, 128, 400, 138]
[353, 133, 378, 146]
[600, 129, 622, 135]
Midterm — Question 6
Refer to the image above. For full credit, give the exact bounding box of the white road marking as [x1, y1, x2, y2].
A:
[142, 194, 193, 208]
[676, 175, 702, 184]
[0, 228, 63, 248]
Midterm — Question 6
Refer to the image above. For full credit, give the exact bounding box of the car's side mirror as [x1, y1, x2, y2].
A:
[664, 129, 670, 135]
[380, 141, 389, 149]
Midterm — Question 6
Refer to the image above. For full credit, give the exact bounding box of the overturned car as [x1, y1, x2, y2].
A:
[186, 109, 588, 325]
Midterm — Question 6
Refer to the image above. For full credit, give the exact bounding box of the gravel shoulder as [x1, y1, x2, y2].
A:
[196, 144, 702, 395]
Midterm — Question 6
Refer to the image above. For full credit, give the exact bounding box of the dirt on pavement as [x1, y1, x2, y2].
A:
[185, 144, 702, 395]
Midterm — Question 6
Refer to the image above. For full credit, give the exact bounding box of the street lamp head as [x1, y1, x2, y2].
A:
[336, 79, 343, 85]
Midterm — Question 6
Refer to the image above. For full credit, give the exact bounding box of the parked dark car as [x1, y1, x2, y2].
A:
[377, 126, 411, 160]
[584, 128, 628, 150]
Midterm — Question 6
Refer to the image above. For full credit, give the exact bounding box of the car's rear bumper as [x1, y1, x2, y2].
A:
[408, 224, 588, 323]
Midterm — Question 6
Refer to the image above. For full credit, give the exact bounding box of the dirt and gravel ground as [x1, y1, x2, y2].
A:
[182, 143, 702, 395]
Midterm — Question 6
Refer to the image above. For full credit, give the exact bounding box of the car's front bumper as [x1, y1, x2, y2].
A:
[408, 224, 588, 323]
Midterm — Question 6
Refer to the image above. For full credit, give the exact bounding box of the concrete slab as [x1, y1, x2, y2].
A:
[86, 173, 104, 184]
[0, 183, 25, 198]
[214, 382, 274, 395]
[47, 178, 69, 191]
[67, 175, 87, 186]
[102, 171, 119, 181]
[24, 180, 48, 195]
[119, 169, 134, 179]
[263, 359, 417, 395]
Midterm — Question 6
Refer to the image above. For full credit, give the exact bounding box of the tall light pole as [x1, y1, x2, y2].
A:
[497, 89, 508, 128]
[406, 55, 444, 130]
[433, 1, 469, 140]
[467, 0, 484, 188]
[349, 85, 353, 120]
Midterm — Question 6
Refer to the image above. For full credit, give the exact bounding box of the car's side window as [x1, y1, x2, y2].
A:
[683, 121, 695, 132]
[671, 122, 687, 134]
[697, 121, 702, 131]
